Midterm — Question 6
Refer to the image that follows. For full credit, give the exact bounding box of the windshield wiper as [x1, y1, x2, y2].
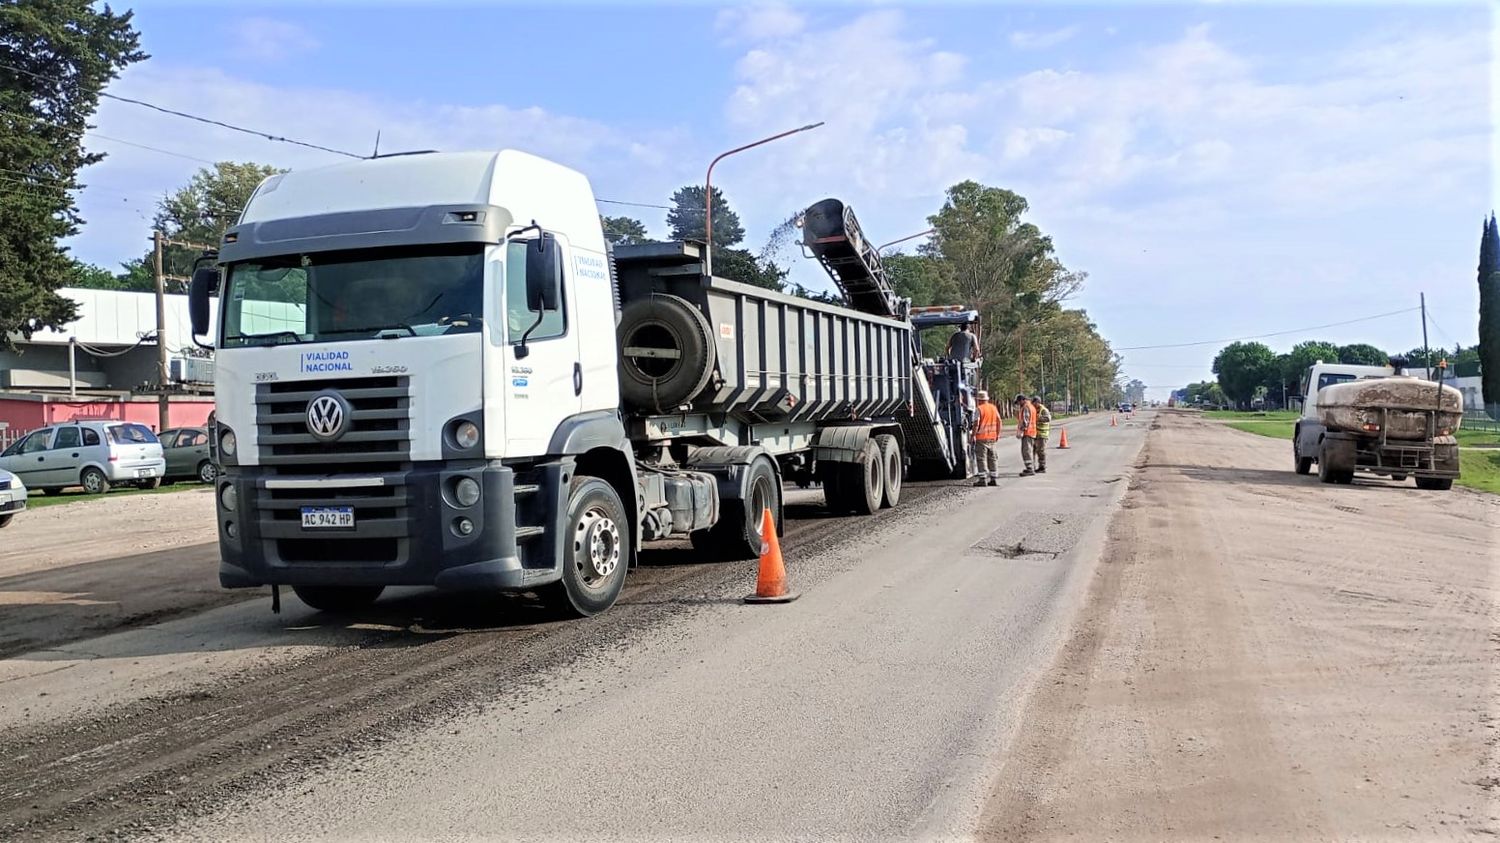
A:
[234, 330, 304, 347]
[321, 323, 417, 337]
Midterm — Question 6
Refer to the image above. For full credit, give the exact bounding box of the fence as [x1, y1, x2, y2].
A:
[0, 427, 35, 453]
[1462, 411, 1499, 434]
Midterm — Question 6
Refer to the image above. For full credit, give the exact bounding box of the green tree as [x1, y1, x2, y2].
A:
[713, 248, 786, 291]
[1337, 343, 1389, 366]
[601, 215, 648, 246]
[1479, 213, 1500, 418]
[1280, 340, 1341, 395]
[65, 258, 121, 290]
[666, 185, 743, 249]
[1212, 341, 1277, 408]
[0, 0, 145, 350]
[149, 160, 283, 287]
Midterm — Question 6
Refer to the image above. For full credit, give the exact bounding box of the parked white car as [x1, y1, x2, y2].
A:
[0, 421, 166, 495]
[0, 467, 25, 527]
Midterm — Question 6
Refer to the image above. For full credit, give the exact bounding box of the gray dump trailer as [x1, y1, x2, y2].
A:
[612, 198, 979, 560]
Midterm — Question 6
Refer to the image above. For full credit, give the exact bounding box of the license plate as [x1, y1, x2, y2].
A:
[136, 469, 154, 478]
[301, 506, 355, 529]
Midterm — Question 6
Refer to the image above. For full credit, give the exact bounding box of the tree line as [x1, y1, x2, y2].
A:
[1203, 338, 1482, 409]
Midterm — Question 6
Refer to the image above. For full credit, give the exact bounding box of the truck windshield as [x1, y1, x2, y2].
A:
[220, 244, 484, 348]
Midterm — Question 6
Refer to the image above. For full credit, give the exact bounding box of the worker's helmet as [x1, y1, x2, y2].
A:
[975, 390, 989, 400]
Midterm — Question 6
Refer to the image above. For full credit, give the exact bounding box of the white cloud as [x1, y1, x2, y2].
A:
[1009, 26, 1079, 50]
[716, 4, 806, 42]
[230, 18, 320, 60]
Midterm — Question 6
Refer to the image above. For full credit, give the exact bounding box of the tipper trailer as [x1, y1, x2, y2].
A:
[189, 150, 981, 616]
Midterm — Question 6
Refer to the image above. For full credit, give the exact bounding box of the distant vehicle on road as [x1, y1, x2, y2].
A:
[1292, 362, 1461, 490]
[0, 467, 26, 527]
[0, 421, 165, 496]
[159, 426, 217, 484]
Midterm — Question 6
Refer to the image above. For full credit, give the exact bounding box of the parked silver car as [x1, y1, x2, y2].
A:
[0, 421, 166, 495]
[0, 467, 25, 527]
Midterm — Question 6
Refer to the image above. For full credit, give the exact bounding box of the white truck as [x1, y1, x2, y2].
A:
[1292, 361, 1462, 489]
[189, 150, 979, 617]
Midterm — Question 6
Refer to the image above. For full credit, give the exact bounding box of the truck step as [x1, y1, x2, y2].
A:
[515, 526, 546, 540]
[513, 484, 540, 497]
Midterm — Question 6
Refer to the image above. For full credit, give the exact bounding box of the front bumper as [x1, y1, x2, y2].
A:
[216, 461, 568, 591]
[0, 496, 25, 514]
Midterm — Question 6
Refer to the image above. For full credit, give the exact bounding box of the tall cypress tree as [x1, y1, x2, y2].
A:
[1480, 213, 1500, 418]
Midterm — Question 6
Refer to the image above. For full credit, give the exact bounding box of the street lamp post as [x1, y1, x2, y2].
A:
[876, 228, 936, 253]
[704, 121, 824, 276]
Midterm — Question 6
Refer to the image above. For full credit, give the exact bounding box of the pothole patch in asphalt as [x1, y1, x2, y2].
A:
[969, 511, 1078, 561]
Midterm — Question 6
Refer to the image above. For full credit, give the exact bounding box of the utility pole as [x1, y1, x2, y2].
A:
[1420, 292, 1431, 380]
[68, 336, 77, 399]
[153, 230, 169, 432]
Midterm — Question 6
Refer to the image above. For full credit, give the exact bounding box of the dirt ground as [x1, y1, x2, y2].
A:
[0, 487, 216, 578]
[984, 410, 1499, 840]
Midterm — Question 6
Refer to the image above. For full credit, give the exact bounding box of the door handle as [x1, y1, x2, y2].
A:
[573, 363, 583, 396]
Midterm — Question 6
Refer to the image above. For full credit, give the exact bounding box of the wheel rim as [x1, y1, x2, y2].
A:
[84, 472, 101, 493]
[573, 505, 621, 588]
[749, 474, 773, 528]
[200, 463, 216, 483]
[887, 450, 901, 496]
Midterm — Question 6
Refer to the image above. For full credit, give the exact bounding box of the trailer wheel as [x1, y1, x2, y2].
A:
[292, 585, 384, 613]
[617, 294, 716, 411]
[1415, 477, 1453, 491]
[842, 440, 884, 516]
[876, 434, 901, 508]
[539, 476, 630, 618]
[692, 457, 780, 560]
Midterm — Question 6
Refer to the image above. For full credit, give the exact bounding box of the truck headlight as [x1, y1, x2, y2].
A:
[454, 476, 481, 508]
[454, 420, 480, 450]
[220, 429, 237, 456]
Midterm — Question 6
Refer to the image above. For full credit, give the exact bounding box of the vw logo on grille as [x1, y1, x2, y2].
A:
[306, 391, 351, 441]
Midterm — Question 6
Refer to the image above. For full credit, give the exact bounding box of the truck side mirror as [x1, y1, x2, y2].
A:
[189, 266, 218, 341]
[526, 233, 562, 312]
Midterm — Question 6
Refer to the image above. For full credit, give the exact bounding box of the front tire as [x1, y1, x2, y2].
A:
[81, 467, 110, 495]
[0, 514, 12, 528]
[540, 476, 630, 618]
[292, 585, 385, 613]
[1294, 442, 1313, 475]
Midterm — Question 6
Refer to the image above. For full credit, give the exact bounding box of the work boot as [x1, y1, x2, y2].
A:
[987, 479, 998, 486]
[1019, 469, 1035, 477]
[1036, 468, 1047, 474]
[974, 478, 988, 487]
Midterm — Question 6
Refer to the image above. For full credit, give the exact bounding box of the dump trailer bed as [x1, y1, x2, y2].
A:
[612, 241, 913, 429]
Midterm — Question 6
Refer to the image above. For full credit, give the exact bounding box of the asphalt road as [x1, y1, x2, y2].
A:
[0, 411, 1145, 840]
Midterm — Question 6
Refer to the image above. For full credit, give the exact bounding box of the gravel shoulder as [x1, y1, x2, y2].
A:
[983, 409, 1500, 839]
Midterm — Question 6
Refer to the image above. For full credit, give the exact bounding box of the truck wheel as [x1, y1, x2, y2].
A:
[876, 434, 901, 508]
[842, 440, 884, 516]
[1293, 443, 1313, 475]
[1415, 477, 1453, 491]
[540, 476, 630, 617]
[292, 585, 385, 613]
[81, 467, 110, 495]
[693, 457, 780, 560]
[617, 294, 716, 411]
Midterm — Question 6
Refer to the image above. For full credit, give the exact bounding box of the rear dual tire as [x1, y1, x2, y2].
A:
[822, 438, 887, 516]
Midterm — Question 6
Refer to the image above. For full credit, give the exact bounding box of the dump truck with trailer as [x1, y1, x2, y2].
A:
[189, 150, 979, 617]
[1293, 362, 1462, 490]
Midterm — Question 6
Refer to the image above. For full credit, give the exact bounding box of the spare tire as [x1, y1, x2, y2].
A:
[617, 294, 716, 411]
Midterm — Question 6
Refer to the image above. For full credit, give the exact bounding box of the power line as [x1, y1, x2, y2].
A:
[0, 60, 363, 159]
[598, 198, 672, 210]
[1115, 307, 1420, 351]
[86, 132, 216, 165]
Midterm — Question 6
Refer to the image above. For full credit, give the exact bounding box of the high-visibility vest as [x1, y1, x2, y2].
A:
[975, 402, 1002, 441]
[1035, 406, 1052, 439]
[1016, 401, 1037, 437]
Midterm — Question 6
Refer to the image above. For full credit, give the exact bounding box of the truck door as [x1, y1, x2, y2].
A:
[501, 233, 581, 456]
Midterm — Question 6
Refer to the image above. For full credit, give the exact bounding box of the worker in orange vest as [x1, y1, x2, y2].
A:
[973, 390, 1002, 486]
[1015, 393, 1037, 476]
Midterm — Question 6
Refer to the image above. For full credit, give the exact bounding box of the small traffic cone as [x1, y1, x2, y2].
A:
[744, 507, 798, 604]
[1110, 415, 1117, 427]
[1057, 427, 1070, 449]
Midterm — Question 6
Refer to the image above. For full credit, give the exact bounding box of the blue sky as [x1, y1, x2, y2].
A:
[67, 2, 1494, 398]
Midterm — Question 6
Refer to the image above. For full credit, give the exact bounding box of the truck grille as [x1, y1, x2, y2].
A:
[255, 376, 412, 473]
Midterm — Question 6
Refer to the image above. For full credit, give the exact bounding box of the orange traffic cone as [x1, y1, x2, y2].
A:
[1110, 415, 1117, 427]
[1057, 427, 1070, 449]
[744, 507, 798, 604]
